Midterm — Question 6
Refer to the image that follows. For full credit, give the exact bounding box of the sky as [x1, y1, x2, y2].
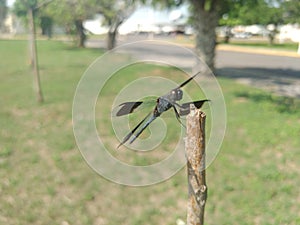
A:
[7, 0, 15, 7]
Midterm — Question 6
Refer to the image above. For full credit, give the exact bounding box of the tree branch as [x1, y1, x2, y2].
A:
[189, 0, 205, 11]
[186, 106, 207, 225]
[210, 0, 218, 12]
[35, 0, 54, 10]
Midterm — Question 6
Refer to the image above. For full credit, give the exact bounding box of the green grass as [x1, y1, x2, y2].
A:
[222, 41, 299, 51]
[0, 40, 300, 225]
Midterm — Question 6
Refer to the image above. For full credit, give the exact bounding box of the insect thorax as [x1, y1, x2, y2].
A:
[156, 97, 173, 114]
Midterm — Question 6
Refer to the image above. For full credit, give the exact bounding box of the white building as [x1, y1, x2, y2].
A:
[278, 24, 300, 43]
[83, 14, 109, 35]
[3, 13, 26, 34]
[83, 5, 190, 35]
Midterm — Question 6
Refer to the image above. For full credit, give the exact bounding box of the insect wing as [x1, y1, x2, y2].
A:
[176, 72, 200, 89]
[112, 101, 143, 117]
[112, 97, 158, 117]
[179, 100, 210, 116]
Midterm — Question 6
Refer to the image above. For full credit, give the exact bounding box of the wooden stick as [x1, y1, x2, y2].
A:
[186, 105, 207, 225]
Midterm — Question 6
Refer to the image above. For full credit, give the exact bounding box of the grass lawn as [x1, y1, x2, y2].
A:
[222, 41, 299, 51]
[0, 40, 300, 225]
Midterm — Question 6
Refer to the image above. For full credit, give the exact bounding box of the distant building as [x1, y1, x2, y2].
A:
[119, 6, 189, 35]
[3, 13, 26, 34]
[278, 24, 300, 43]
[83, 5, 190, 36]
[83, 14, 109, 35]
[230, 25, 268, 36]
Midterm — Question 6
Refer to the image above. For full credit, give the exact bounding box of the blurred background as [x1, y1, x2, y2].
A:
[1, 0, 300, 224]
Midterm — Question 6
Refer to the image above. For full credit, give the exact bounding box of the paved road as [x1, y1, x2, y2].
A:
[216, 50, 300, 97]
[87, 38, 300, 97]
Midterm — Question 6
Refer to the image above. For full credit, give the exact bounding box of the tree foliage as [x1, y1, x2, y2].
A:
[41, 0, 101, 47]
[185, 0, 296, 68]
[44, 0, 99, 26]
[150, 0, 224, 70]
[219, 0, 283, 26]
[151, 0, 277, 69]
[282, 0, 300, 24]
[12, 0, 46, 102]
[99, 0, 136, 49]
[42, 0, 135, 48]
[12, 0, 45, 27]
[13, 0, 38, 16]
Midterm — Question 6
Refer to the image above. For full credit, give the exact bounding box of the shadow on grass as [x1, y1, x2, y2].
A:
[62, 44, 106, 53]
[235, 91, 300, 114]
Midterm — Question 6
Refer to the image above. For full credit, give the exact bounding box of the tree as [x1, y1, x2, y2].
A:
[13, 0, 53, 103]
[220, 0, 283, 44]
[43, 0, 135, 49]
[28, 5, 44, 102]
[282, 0, 300, 24]
[282, 0, 300, 54]
[188, 0, 222, 72]
[43, 0, 101, 47]
[40, 16, 53, 38]
[99, 0, 135, 49]
[151, 0, 223, 70]
[187, 0, 289, 70]
[0, 0, 7, 32]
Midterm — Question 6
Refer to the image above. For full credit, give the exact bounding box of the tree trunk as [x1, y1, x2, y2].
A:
[103, 4, 137, 50]
[106, 17, 123, 50]
[268, 24, 278, 46]
[268, 34, 275, 45]
[41, 16, 52, 39]
[107, 30, 117, 50]
[75, 19, 86, 48]
[268, 29, 276, 46]
[28, 7, 44, 103]
[224, 26, 231, 43]
[190, 0, 220, 72]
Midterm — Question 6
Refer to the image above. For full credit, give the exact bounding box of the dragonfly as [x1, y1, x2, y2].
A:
[114, 72, 209, 148]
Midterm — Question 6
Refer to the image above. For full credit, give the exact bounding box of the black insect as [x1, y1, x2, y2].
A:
[114, 72, 209, 148]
